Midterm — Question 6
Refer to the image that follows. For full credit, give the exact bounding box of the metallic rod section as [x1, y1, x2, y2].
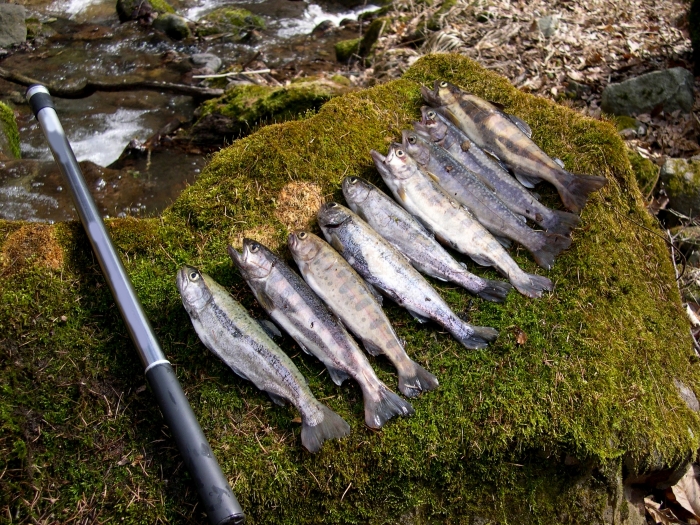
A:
[27, 85, 245, 525]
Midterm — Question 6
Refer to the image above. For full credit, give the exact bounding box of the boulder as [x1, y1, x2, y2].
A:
[152, 13, 191, 40]
[190, 53, 222, 74]
[195, 8, 265, 38]
[1, 54, 698, 524]
[0, 4, 27, 47]
[334, 37, 360, 62]
[601, 68, 695, 116]
[659, 156, 700, 217]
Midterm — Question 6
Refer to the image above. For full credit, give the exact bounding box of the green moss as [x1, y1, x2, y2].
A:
[0, 101, 21, 159]
[614, 115, 637, 131]
[627, 149, 658, 196]
[358, 18, 388, 57]
[335, 38, 360, 62]
[196, 7, 264, 37]
[427, 0, 458, 30]
[148, 0, 174, 14]
[1, 54, 698, 524]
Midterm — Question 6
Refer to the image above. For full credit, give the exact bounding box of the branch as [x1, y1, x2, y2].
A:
[0, 67, 224, 100]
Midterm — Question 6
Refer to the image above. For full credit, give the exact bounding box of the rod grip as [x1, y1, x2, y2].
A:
[146, 363, 244, 525]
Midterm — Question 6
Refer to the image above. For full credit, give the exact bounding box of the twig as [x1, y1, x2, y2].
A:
[192, 69, 271, 79]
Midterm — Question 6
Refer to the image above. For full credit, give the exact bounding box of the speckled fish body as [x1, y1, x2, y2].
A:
[421, 80, 607, 213]
[288, 231, 438, 398]
[371, 144, 553, 299]
[176, 266, 350, 453]
[228, 241, 413, 429]
[317, 202, 499, 349]
[415, 106, 581, 237]
[401, 130, 572, 269]
[342, 176, 511, 303]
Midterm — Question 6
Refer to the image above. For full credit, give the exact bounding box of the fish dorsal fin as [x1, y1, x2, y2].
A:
[267, 392, 287, 406]
[515, 213, 527, 223]
[397, 186, 407, 202]
[514, 172, 541, 189]
[482, 148, 502, 164]
[255, 292, 275, 312]
[228, 364, 250, 382]
[362, 339, 384, 357]
[258, 319, 282, 339]
[327, 366, 350, 386]
[330, 233, 345, 254]
[554, 157, 565, 168]
[297, 341, 313, 356]
[469, 252, 495, 267]
[408, 310, 430, 324]
[506, 113, 533, 138]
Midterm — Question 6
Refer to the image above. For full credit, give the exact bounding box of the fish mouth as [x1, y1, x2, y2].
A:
[227, 244, 245, 268]
[342, 176, 370, 205]
[317, 202, 348, 229]
[370, 149, 386, 164]
[421, 84, 440, 107]
[176, 267, 188, 291]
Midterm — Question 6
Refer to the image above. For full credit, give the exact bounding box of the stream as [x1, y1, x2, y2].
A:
[1, 0, 377, 221]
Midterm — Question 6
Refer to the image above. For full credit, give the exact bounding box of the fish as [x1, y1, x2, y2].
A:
[288, 230, 439, 398]
[176, 266, 350, 453]
[228, 240, 414, 429]
[342, 175, 512, 302]
[415, 106, 581, 237]
[317, 202, 500, 348]
[421, 80, 608, 213]
[401, 129, 572, 269]
[371, 144, 553, 298]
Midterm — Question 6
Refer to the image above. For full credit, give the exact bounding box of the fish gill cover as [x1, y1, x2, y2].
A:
[1, 53, 698, 523]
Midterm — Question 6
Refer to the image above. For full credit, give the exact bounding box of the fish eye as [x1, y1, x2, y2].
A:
[298, 232, 307, 239]
[408, 135, 416, 144]
[328, 202, 338, 208]
[427, 110, 436, 119]
[348, 177, 357, 185]
[249, 244, 259, 253]
[439, 81, 448, 88]
[189, 271, 199, 281]
[396, 149, 405, 157]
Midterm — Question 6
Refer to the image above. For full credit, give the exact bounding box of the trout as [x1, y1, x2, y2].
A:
[176, 266, 350, 453]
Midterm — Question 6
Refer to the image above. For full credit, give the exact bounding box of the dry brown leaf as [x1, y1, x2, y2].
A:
[514, 328, 528, 345]
[671, 464, 700, 519]
[645, 497, 681, 524]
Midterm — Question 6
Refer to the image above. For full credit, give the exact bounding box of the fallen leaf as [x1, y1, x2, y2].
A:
[671, 464, 700, 519]
[514, 328, 527, 345]
[645, 497, 681, 524]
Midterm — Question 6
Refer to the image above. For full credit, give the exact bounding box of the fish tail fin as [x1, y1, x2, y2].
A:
[510, 271, 553, 298]
[449, 319, 499, 350]
[363, 384, 414, 429]
[529, 232, 572, 270]
[541, 209, 582, 236]
[475, 278, 513, 302]
[559, 172, 608, 213]
[398, 360, 439, 398]
[301, 404, 351, 453]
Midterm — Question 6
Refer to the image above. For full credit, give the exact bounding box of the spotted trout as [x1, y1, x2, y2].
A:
[342, 176, 511, 302]
[371, 144, 553, 298]
[401, 129, 572, 269]
[228, 240, 413, 429]
[317, 202, 499, 348]
[414, 106, 581, 237]
[176, 266, 350, 453]
[421, 80, 608, 213]
[288, 230, 438, 398]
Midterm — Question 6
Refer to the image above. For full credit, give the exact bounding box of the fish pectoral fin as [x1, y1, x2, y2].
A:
[256, 292, 275, 312]
[515, 213, 527, 223]
[554, 157, 565, 168]
[469, 253, 495, 267]
[330, 233, 345, 254]
[362, 339, 384, 357]
[228, 364, 250, 382]
[365, 282, 384, 305]
[411, 214, 435, 235]
[408, 310, 431, 324]
[397, 186, 407, 203]
[425, 170, 442, 184]
[327, 366, 350, 386]
[487, 99, 506, 111]
[258, 319, 282, 339]
[297, 342, 313, 356]
[493, 235, 512, 249]
[506, 113, 533, 138]
[267, 391, 288, 406]
[514, 172, 541, 188]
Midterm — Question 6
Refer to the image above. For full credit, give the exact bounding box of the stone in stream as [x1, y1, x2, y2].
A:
[152, 13, 191, 40]
[190, 53, 222, 75]
[601, 68, 695, 116]
[0, 4, 27, 47]
[1, 54, 697, 525]
[116, 0, 174, 22]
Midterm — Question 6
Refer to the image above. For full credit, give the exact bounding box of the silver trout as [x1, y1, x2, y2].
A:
[288, 230, 438, 398]
[371, 144, 553, 298]
[228, 240, 413, 429]
[415, 106, 581, 237]
[342, 175, 511, 302]
[421, 80, 608, 213]
[317, 202, 499, 348]
[176, 266, 350, 453]
[401, 129, 572, 270]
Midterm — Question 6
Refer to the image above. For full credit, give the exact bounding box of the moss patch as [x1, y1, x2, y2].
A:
[335, 38, 360, 62]
[196, 7, 265, 37]
[0, 102, 21, 159]
[627, 149, 658, 197]
[1, 54, 698, 524]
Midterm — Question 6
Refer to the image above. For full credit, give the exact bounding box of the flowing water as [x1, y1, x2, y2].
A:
[1, 0, 377, 221]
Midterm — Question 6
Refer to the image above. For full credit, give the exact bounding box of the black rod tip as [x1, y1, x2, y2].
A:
[26, 85, 55, 118]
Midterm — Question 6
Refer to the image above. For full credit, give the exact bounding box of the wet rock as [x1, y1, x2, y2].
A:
[537, 15, 559, 38]
[190, 53, 222, 74]
[0, 102, 20, 159]
[196, 8, 265, 38]
[153, 13, 191, 40]
[311, 20, 335, 36]
[601, 68, 695, 116]
[116, 0, 174, 22]
[0, 4, 27, 47]
[335, 38, 360, 62]
[659, 157, 700, 217]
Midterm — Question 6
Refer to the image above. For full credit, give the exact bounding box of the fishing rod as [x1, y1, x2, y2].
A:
[26, 85, 245, 525]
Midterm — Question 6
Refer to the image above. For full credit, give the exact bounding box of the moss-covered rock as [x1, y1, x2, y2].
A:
[189, 79, 349, 145]
[1, 54, 699, 524]
[195, 7, 265, 38]
[659, 157, 700, 216]
[627, 149, 658, 197]
[116, 0, 174, 22]
[335, 37, 360, 62]
[0, 101, 20, 159]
